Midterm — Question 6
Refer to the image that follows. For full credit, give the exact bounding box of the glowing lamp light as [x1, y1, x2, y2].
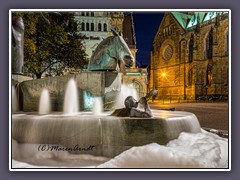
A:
[162, 72, 166, 77]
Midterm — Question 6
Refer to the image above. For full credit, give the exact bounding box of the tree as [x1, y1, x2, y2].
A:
[46, 12, 88, 76]
[13, 12, 87, 78]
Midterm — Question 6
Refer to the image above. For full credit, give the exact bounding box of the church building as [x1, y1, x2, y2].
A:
[149, 12, 229, 100]
[74, 12, 125, 59]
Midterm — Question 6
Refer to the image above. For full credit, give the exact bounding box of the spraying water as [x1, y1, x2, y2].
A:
[92, 97, 103, 115]
[115, 84, 138, 109]
[63, 79, 79, 115]
[12, 86, 19, 113]
[39, 88, 51, 115]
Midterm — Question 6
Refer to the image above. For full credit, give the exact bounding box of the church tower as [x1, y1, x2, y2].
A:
[111, 12, 124, 32]
[122, 13, 138, 68]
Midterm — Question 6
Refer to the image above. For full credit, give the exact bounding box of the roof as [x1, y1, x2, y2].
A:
[123, 13, 136, 48]
[171, 12, 229, 30]
[186, 12, 206, 28]
[171, 12, 192, 29]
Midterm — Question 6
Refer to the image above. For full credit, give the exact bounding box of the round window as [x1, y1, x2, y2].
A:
[163, 45, 173, 60]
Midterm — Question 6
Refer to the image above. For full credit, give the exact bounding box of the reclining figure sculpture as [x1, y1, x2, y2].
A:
[111, 87, 158, 118]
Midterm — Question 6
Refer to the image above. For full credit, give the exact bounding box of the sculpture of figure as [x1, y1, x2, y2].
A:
[137, 97, 152, 117]
[111, 87, 158, 118]
[124, 96, 138, 109]
[145, 86, 158, 99]
[88, 29, 135, 71]
[12, 16, 24, 74]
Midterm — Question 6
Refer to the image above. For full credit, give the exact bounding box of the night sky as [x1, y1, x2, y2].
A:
[131, 12, 164, 66]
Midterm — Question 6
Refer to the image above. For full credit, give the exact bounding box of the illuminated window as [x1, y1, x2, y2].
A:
[206, 65, 212, 86]
[188, 34, 194, 62]
[206, 29, 213, 59]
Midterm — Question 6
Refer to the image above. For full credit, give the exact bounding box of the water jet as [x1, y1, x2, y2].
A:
[39, 88, 51, 115]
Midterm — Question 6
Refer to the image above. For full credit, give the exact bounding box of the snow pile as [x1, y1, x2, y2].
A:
[12, 130, 228, 169]
[98, 130, 228, 168]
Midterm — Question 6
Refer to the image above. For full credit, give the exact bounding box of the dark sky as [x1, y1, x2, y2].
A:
[131, 12, 164, 66]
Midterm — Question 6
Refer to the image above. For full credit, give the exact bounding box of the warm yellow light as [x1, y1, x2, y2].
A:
[162, 72, 166, 77]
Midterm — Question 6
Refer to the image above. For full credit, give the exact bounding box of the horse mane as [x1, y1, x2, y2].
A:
[90, 36, 116, 65]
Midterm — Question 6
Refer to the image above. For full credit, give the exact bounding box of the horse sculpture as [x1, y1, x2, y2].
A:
[88, 29, 135, 71]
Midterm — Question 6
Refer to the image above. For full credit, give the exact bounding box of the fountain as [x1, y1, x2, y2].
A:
[92, 97, 103, 115]
[38, 88, 51, 115]
[12, 79, 201, 158]
[11, 28, 202, 164]
[63, 79, 79, 115]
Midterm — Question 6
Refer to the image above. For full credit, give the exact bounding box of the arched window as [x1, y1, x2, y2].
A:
[168, 26, 171, 35]
[206, 65, 212, 86]
[132, 80, 142, 98]
[104, 23, 107, 32]
[206, 29, 213, 59]
[188, 69, 193, 86]
[91, 23, 94, 31]
[91, 12, 94, 16]
[180, 40, 186, 63]
[188, 34, 194, 62]
[98, 23, 102, 31]
[86, 23, 89, 31]
[81, 22, 85, 31]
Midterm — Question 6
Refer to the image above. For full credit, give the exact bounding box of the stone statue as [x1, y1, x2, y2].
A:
[12, 16, 24, 74]
[88, 29, 135, 71]
[111, 87, 158, 118]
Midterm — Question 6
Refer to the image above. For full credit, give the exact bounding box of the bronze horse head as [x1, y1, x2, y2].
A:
[88, 29, 135, 71]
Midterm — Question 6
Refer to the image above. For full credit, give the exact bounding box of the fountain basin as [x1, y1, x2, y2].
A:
[12, 110, 201, 158]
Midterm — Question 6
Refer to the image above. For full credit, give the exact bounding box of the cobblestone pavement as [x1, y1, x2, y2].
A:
[148, 101, 229, 131]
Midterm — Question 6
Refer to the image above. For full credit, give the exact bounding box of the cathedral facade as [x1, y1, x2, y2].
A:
[149, 12, 229, 100]
[74, 12, 125, 59]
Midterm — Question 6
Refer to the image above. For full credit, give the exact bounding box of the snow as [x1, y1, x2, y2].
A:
[11, 129, 228, 169]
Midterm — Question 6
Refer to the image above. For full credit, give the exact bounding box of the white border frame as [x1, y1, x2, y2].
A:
[9, 9, 231, 171]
